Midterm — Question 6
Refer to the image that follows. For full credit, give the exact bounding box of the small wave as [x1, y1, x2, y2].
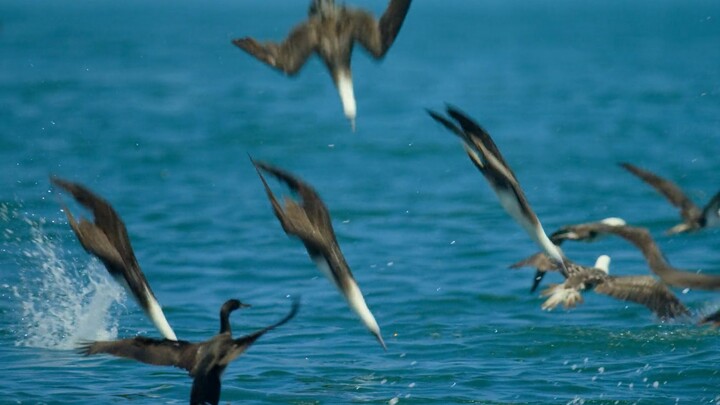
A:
[4, 204, 124, 350]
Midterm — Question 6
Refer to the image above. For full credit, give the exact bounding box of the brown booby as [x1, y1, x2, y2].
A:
[232, 0, 412, 130]
[620, 162, 720, 234]
[80, 298, 299, 405]
[51, 177, 177, 341]
[250, 158, 386, 349]
[428, 107, 690, 319]
[551, 221, 720, 291]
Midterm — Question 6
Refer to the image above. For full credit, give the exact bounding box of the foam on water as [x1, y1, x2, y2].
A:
[5, 208, 123, 350]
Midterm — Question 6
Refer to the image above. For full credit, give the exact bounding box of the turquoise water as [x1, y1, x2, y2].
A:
[2, 0, 720, 403]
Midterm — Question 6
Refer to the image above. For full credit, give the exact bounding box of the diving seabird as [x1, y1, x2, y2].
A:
[428, 107, 690, 319]
[51, 177, 177, 341]
[427, 106, 565, 268]
[620, 162, 720, 234]
[80, 298, 299, 405]
[232, 0, 412, 130]
[551, 220, 720, 291]
[513, 217, 627, 293]
[250, 158, 386, 350]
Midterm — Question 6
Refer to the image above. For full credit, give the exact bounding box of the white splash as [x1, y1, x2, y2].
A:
[8, 213, 123, 350]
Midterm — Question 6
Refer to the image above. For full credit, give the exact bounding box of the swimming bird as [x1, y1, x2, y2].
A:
[80, 298, 299, 405]
[250, 158, 386, 350]
[511, 217, 627, 293]
[551, 220, 720, 291]
[620, 162, 720, 234]
[51, 177, 177, 341]
[428, 107, 690, 319]
[232, 0, 412, 130]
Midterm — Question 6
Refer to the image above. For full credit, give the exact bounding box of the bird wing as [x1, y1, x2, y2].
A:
[351, 0, 412, 58]
[428, 107, 565, 269]
[224, 298, 300, 365]
[232, 22, 317, 75]
[594, 275, 690, 319]
[509, 252, 559, 272]
[79, 337, 196, 371]
[619, 163, 702, 222]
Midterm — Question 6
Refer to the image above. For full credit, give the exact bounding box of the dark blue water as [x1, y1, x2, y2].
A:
[1, 1, 720, 403]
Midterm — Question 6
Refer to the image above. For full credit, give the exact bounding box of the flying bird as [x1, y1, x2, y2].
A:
[251, 158, 386, 349]
[51, 177, 177, 341]
[551, 220, 720, 291]
[620, 162, 720, 234]
[80, 298, 299, 405]
[428, 107, 690, 319]
[232, 0, 412, 130]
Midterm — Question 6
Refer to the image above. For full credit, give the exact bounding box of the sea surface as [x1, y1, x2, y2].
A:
[1, 1, 719, 404]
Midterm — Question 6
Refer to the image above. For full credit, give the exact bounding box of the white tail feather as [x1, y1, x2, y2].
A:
[336, 70, 356, 129]
[541, 284, 583, 310]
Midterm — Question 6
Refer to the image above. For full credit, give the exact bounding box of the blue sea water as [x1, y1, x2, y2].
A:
[1, 0, 720, 403]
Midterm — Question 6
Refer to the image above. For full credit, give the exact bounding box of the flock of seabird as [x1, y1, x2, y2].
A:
[39, 0, 719, 404]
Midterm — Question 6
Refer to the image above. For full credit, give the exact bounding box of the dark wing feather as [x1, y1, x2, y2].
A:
[79, 337, 197, 371]
[223, 298, 300, 366]
[51, 177, 158, 312]
[594, 275, 690, 319]
[619, 163, 702, 222]
[509, 252, 558, 272]
[352, 0, 412, 58]
[232, 22, 317, 75]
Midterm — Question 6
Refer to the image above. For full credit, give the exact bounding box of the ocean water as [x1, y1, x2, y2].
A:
[1, 0, 720, 403]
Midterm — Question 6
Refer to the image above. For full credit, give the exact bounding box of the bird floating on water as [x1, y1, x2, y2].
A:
[233, 0, 412, 130]
[80, 298, 299, 405]
[251, 157, 386, 350]
[51, 177, 177, 341]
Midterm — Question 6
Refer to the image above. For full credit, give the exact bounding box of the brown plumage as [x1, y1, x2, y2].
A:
[232, 0, 412, 128]
[250, 158, 386, 349]
[552, 222, 720, 291]
[620, 162, 720, 234]
[51, 177, 177, 341]
[531, 257, 690, 319]
[80, 299, 299, 405]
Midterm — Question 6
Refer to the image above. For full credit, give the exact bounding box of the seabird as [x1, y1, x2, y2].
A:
[513, 253, 689, 318]
[51, 177, 177, 341]
[428, 107, 689, 318]
[232, 0, 412, 130]
[551, 220, 720, 291]
[427, 106, 565, 268]
[250, 158, 386, 350]
[620, 162, 720, 234]
[513, 217, 627, 293]
[80, 298, 299, 405]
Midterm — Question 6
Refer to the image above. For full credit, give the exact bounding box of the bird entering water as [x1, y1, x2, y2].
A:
[233, 0, 412, 130]
[51, 177, 178, 341]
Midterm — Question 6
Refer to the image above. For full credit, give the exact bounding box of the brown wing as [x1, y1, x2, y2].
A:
[701, 191, 720, 223]
[232, 22, 317, 75]
[351, 0, 412, 58]
[509, 252, 559, 272]
[79, 337, 197, 372]
[594, 275, 690, 319]
[620, 163, 702, 222]
[51, 177, 158, 313]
